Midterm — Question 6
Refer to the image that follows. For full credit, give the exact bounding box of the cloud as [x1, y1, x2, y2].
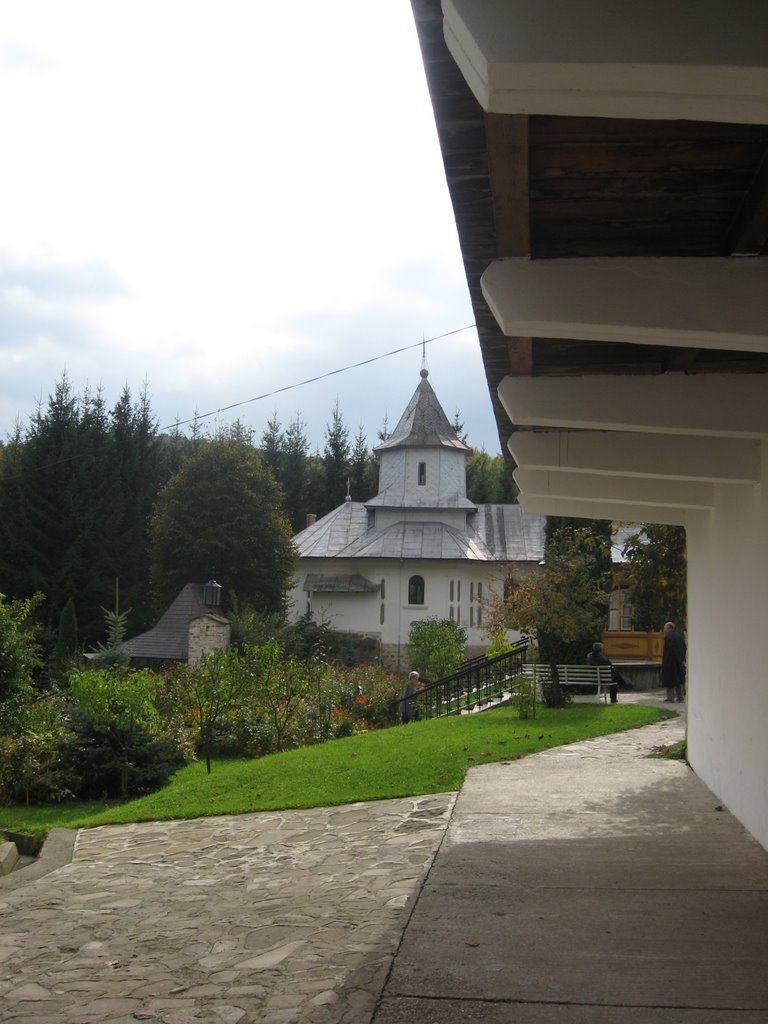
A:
[0, 42, 49, 72]
[0, 253, 126, 302]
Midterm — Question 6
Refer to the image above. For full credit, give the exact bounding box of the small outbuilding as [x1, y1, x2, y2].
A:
[122, 583, 231, 666]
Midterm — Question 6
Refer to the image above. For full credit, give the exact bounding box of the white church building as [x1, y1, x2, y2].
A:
[287, 369, 545, 671]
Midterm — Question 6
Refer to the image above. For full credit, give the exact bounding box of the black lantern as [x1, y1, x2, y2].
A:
[203, 580, 222, 608]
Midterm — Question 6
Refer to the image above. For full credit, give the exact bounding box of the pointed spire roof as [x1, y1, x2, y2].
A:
[374, 369, 471, 452]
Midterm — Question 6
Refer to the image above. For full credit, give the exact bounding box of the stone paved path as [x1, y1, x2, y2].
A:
[0, 793, 455, 1024]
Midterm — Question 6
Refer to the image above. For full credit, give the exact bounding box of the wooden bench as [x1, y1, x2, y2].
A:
[523, 664, 615, 703]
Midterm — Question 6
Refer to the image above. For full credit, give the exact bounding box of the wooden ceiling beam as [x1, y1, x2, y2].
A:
[485, 113, 530, 256]
[724, 148, 768, 255]
[485, 113, 532, 379]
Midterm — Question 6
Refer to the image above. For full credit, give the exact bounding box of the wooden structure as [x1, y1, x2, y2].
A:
[410, 0, 768, 849]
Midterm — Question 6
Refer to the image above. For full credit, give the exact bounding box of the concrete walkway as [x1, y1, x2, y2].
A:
[375, 698, 768, 1023]
[1, 695, 766, 1023]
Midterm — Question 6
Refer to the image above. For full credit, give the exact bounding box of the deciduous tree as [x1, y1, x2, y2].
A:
[622, 525, 687, 630]
[148, 438, 295, 615]
[487, 527, 610, 706]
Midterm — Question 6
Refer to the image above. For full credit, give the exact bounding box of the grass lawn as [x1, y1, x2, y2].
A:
[0, 704, 674, 840]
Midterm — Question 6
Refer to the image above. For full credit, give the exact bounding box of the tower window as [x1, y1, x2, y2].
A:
[418, 462, 426, 485]
[408, 575, 425, 605]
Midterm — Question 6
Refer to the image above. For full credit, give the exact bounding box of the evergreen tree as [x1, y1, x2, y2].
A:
[0, 376, 180, 655]
[349, 424, 377, 501]
[282, 414, 311, 532]
[466, 450, 519, 503]
[54, 597, 79, 669]
[108, 383, 164, 633]
[377, 413, 391, 443]
[321, 399, 351, 513]
[0, 375, 84, 639]
[259, 412, 284, 478]
[451, 408, 468, 444]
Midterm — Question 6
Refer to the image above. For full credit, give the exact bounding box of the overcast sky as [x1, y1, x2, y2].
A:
[0, 1, 502, 456]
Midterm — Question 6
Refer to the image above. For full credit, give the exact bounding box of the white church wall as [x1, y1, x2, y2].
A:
[290, 557, 522, 673]
[686, 440, 768, 850]
[377, 450, 406, 499]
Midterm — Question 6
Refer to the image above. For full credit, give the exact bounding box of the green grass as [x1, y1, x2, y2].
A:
[0, 704, 673, 839]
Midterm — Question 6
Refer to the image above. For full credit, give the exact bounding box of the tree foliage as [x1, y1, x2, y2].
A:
[408, 618, 467, 681]
[68, 666, 161, 798]
[0, 375, 186, 647]
[465, 450, 518, 503]
[167, 643, 278, 773]
[487, 526, 610, 706]
[0, 593, 43, 704]
[622, 525, 687, 630]
[148, 438, 295, 615]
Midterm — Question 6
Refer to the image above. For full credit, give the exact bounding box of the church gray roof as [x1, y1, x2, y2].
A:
[374, 370, 471, 453]
[293, 501, 546, 563]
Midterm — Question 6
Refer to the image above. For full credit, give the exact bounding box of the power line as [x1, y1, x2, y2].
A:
[1, 324, 478, 479]
[160, 324, 476, 432]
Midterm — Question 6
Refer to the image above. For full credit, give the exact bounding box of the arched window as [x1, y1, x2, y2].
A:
[408, 575, 425, 605]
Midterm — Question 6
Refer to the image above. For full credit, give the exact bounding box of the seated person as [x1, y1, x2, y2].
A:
[586, 642, 618, 704]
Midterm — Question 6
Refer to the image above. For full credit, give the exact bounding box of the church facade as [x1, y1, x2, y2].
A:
[287, 370, 545, 671]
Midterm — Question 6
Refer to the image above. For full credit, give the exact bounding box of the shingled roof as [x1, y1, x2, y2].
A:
[123, 583, 229, 662]
[293, 502, 546, 562]
[374, 369, 471, 453]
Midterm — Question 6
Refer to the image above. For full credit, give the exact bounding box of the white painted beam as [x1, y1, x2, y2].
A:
[498, 375, 768, 438]
[518, 493, 689, 528]
[508, 431, 762, 484]
[481, 258, 768, 353]
[443, 0, 768, 123]
[514, 468, 715, 510]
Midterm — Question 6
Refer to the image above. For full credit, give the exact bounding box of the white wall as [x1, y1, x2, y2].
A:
[288, 557, 519, 666]
[686, 440, 768, 850]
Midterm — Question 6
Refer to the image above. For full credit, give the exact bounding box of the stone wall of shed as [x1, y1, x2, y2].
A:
[187, 617, 231, 666]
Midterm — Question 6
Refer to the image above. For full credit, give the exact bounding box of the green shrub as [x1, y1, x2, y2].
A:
[507, 673, 537, 720]
[68, 666, 163, 797]
[408, 618, 467, 681]
[61, 709, 185, 799]
[0, 692, 75, 805]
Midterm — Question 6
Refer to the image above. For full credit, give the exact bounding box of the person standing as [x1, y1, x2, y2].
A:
[399, 671, 421, 723]
[661, 621, 686, 702]
[586, 642, 618, 704]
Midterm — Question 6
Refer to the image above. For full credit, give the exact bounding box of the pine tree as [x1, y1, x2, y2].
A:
[322, 399, 351, 513]
[349, 424, 377, 501]
[259, 412, 284, 478]
[282, 414, 311, 531]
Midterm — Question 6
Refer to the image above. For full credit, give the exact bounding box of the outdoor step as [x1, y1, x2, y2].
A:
[0, 842, 19, 876]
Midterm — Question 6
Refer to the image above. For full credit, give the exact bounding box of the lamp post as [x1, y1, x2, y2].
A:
[203, 580, 222, 608]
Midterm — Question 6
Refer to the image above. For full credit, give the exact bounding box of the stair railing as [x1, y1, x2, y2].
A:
[397, 640, 530, 722]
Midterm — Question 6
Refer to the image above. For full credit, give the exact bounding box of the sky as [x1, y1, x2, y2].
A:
[0, 1, 503, 455]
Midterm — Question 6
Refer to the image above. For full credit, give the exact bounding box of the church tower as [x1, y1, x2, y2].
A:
[367, 368, 475, 532]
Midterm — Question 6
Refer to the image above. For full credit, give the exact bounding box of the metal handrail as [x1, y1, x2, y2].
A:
[396, 640, 530, 722]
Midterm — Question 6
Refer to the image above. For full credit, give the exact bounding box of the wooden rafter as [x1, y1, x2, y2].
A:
[724, 148, 768, 255]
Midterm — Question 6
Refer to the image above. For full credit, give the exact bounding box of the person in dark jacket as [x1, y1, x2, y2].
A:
[586, 642, 618, 703]
[661, 621, 686, 702]
[399, 671, 421, 723]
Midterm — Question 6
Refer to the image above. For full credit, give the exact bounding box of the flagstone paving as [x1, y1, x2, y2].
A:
[0, 793, 455, 1024]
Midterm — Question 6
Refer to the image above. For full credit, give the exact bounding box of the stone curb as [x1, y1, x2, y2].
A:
[0, 827, 77, 891]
